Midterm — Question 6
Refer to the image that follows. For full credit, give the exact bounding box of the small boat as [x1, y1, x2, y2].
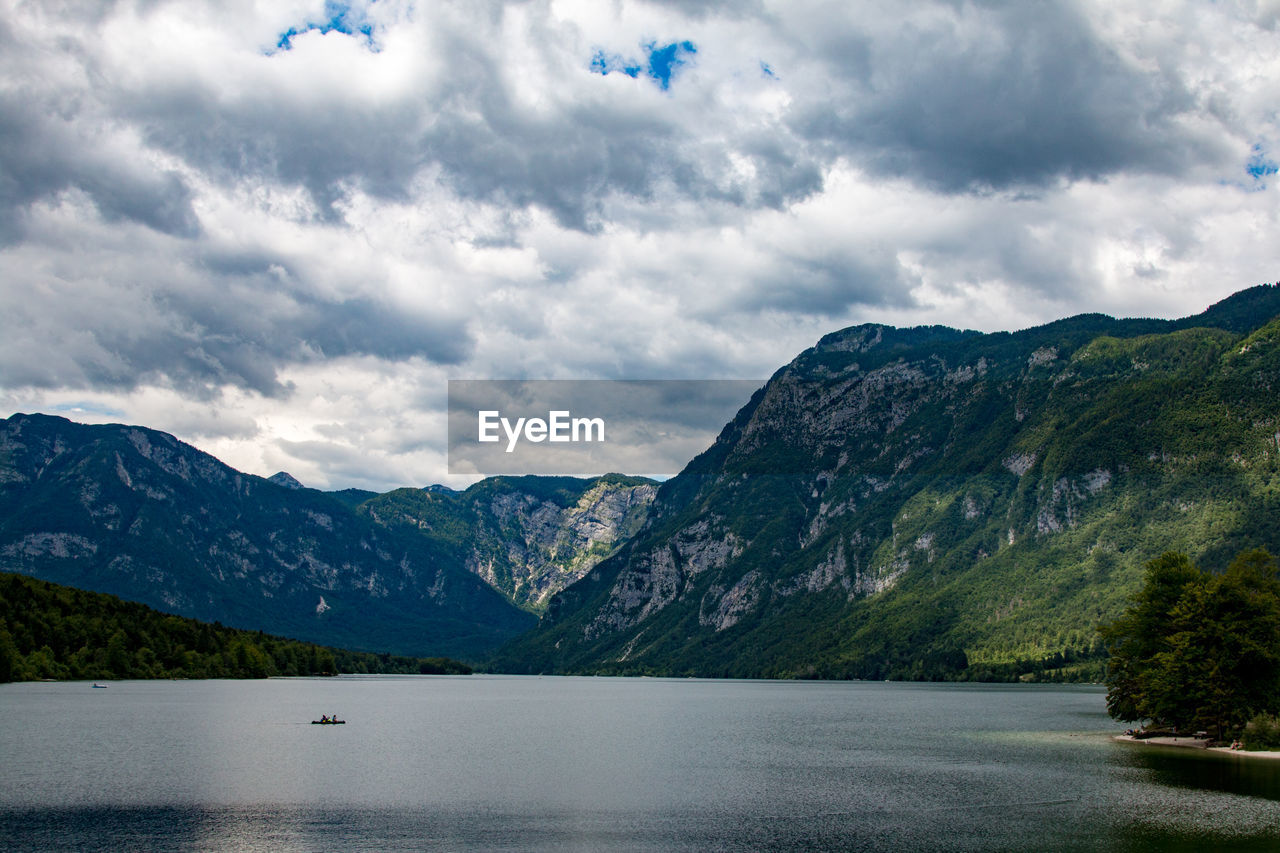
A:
[311, 718, 346, 725]
[91, 683, 108, 688]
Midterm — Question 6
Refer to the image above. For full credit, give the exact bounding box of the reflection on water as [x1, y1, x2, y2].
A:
[1115, 742, 1280, 801]
[1, 678, 1279, 852]
[1105, 743, 1280, 853]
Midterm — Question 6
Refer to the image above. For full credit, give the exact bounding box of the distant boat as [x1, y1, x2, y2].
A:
[311, 718, 345, 725]
[91, 683, 108, 688]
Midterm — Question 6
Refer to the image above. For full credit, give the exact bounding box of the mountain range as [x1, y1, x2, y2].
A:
[0, 416, 649, 658]
[4, 284, 1280, 676]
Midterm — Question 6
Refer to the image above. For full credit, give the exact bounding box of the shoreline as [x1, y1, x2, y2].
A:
[1113, 734, 1280, 760]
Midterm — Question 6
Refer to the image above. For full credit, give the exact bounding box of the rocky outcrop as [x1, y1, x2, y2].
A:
[361, 475, 656, 611]
[268, 471, 305, 489]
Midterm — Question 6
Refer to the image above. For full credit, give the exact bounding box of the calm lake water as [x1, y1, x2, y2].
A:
[1, 677, 1279, 851]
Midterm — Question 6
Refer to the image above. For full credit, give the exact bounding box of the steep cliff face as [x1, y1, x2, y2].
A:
[359, 475, 656, 610]
[0, 415, 534, 658]
[495, 284, 1280, 679]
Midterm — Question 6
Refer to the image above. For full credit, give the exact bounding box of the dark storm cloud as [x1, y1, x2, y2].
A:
[727, 249, 917, 318]
[0, 11, 200, 240]
[644, 0, 766, 17]
[154, 255, 473, 392]
[0, 290, 283, 397]
[790, 1, 1215, 192]
[10, 0, 1209, 259]
[1, 242, 472, 398]
[118, 80, 427, 223]
[0, 93, 200, 242]
[734, 135, 826, 209]
[120, 0, 1210, 237]
[297, 295, 471, 364]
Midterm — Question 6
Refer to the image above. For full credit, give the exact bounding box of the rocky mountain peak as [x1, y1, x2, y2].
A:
[268, 471, 305, 489]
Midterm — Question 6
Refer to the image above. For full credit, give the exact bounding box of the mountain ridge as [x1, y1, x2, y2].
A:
[0, 413, 534, 658]
[5, 284, 1280, 677]
[0, 414, 657, 657]
[357, 474, 657, 611]
[492, 284, 1280, 679]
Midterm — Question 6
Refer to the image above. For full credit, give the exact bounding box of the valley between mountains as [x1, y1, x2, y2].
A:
[5, 283, 1280, 679]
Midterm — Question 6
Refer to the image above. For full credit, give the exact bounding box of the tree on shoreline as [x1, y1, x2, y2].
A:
[0, 572, 473, 682]
[1100, 549, 1280, 740]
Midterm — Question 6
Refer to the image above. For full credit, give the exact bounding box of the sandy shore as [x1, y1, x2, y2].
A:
[1113, 734, 1280, 759]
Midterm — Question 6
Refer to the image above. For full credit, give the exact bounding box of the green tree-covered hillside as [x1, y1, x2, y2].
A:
[493, 284, 1280, 680]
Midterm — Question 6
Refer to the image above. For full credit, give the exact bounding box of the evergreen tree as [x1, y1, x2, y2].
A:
[1101, 549, 1280, 738]
[1099, 552, 1204, 723]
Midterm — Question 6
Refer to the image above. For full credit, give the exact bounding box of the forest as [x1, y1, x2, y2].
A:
[0, 572, 472, 682]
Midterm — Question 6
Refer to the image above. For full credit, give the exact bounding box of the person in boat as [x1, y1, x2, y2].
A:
[320, 715, 329, 723]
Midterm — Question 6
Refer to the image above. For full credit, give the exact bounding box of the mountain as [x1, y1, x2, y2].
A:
[492, 284, 1280, 679]
[268, 471, 305, 489]
[0, 414, 534, 659]
[357, 475, 657, 611]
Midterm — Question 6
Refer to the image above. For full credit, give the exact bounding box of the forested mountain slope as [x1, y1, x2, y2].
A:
[0, 414, 534, 658]
[357, 475, 656, 611]
[494, 284, 1280, 679]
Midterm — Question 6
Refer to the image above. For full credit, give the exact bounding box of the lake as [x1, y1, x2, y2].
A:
[1, 677, 1279, 851]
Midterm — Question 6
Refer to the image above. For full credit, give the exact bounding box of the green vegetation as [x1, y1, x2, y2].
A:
[494, 285, 1280, 681]
[9, 286, 1280, 683]
[358, 474, 655, 611]
[0, 572, 471, 682]
[1242, 714, 1280, 750]
[1100, 550, 1280, 741]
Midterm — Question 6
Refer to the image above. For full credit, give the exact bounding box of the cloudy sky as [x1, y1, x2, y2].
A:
[2, 0, 1278, 491]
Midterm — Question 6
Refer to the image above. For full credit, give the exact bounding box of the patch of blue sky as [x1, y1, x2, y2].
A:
[1233, 143, 1280, 191]
[645, 41, 696, 90]
[590, 40, 697, 90]
[274, 1, 377, 52]
[590, 50, 642, 79]
[1247, 144, 1278, 180]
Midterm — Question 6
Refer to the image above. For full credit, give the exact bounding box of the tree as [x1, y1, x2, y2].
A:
[106, 628, 131, 677]
[0, 572, 472, 682]
[0, 621, 18, 683]
[1099, 552, 1204, 723]
[1100, 549, 1280, 739]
